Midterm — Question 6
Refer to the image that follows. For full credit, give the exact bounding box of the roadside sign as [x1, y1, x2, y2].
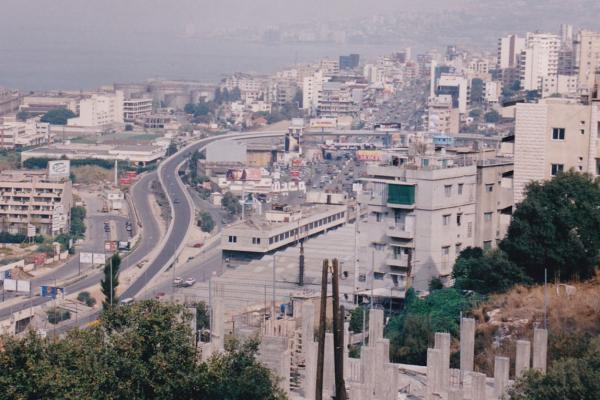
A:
[104, 241, 117, 253]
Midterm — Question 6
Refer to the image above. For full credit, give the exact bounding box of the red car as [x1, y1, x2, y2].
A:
[155, 292, 166, 300]
[193, 243, 204, 248]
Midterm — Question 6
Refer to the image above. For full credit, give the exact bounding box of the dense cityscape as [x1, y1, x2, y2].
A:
[0, 2, 599, 399]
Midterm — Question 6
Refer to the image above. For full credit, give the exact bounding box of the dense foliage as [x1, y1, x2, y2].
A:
[198, 211, 215, 233]
[0, 301, 285, 400]
[40, 108, 76, 125]
[349, 306, 368, 334]
[100, 253, 121, 309]
[500, 171, 600, 282]
[221, 191, 242, 215]
[385, 288, 480, 365]
[509, 337, 600, 400]
[166, 141, 178, 157]
[69, 206, 86, 239]
[452, 248, 530, 294]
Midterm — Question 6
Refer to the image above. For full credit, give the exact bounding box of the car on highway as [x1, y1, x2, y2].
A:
[120, 297, 134, 305]
[173, 277, 184, 286]
[183, 278, 196, 287]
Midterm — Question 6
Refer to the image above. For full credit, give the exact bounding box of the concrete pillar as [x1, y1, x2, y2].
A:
[301, 301, 315, 343]
[470, 372, 486, 400]
[258, 336, 291, 394]
[324, 332, 335, 396]
[304, 340, 317, 400]
[494, 356, 510, 399]
[435, 332, 451, 391]
[212, 293, 225, 352]
[426, 348, 442, 400]
[448, 388, 464, 400]
[460, 318, 475, 372]
[382, 363, 399, 400]
[360, 346, 376, 396]
[533, 328, 548, 373]
[368, 308, 384, 346]
[515, 340, 531, 378]
[374, 339, 390, 399]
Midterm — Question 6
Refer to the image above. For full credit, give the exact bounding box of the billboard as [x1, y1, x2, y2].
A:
[3, 279, 30, 293]
[48, 160, 70, 178]
[40, 285, 66, 299]
[92, 253, 106, 265]
[226, 168, 261, 182]
[80, 252, 93, 264]
[356, 150, 383, 161]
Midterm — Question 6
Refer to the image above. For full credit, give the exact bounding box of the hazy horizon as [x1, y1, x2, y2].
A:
[2, 0, 600, 90]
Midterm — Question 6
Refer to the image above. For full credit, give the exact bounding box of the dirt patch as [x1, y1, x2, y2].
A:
[72, 166, 113, 185]
[472, 275, 600, 375]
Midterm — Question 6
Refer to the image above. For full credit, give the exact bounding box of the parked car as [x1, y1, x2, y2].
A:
[193, 243, 204, 248]
[183, 278, 196, 287]
[173, 277, 183, 286]
[120, 297, 134, 305]
[154, 292, 166, 300]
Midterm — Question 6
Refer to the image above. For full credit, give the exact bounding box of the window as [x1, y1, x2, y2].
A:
[456, 243, 462, 254]
[442, 246, 450, 256]
[444, 185, 452, 197]
[456, 213, 462, 226]
[252, 237, 261, 245]
[485, 184, 494, 192]
[484, 212, 493, 222]
[552, 127, 565, 140]
[458, 183, 464, 195]
[551, 163, 564, 176]
[269, 237, 274, 244]
[373, 272, 385, 280]
[374, 212, 383, 222]
[483, 240, 492, 251]
[228, 235, 237, 243]
[443, 214, 451, 226]
[580, 129, 585, 135]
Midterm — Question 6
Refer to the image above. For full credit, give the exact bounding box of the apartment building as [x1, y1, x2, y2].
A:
[123, 97, 153, 123]
[0, 169, 72, 236]
[426, 95, 459, 134]
[435, 74, 468, 114]
[519, 33, 560, 91]
[358, 148, 514, 295]
[67, 91, 124, 127]
[498, 35, 526, 69]
[221, 204, 347, 254]
[317, 81, 363, 117]
[574, 30, 600, 94]
[302, 70, 328, 115]
[514, 98, 600, 203]
[0, 119, 51, 149]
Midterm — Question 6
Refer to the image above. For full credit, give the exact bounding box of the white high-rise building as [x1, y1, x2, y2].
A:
[519, 33, 560, 91]
[68, 91, 124, 127]
[302, 70, 328, 116]
[575, 30, 600, 93]
[498, 35, 526, 69]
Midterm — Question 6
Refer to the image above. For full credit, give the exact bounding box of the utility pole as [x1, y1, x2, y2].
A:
[315, 260, 328, 400]
[332, 259, 347, 400]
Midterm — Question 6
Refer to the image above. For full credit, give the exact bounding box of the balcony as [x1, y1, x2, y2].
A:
[385, 256, 409, 269]
[386, 224, 414, 239]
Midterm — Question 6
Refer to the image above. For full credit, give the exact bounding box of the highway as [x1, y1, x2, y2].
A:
[2, 128, 373, 330]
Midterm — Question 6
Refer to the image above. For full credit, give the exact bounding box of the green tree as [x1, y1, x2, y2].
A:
[77, 291, 96, 307]
[198, 211, 215, 233]
[166, 141, 178, 157]
[70, 206, 86, 238]
[509, 338, 600, 400]
[470, 78, 484, 104]
[0, 301, 285, 399]
[469, 109, 482, 119]
[221, 191, 242, 215]
[500, 171, 600, 282]
[40, 108, 76, 125]
[349, 306, 368, 334]
[101, 253, 121, 309]
[484, 110, 501, 123]
[452, 248, 530, 294]
[428, 277, 444, 291]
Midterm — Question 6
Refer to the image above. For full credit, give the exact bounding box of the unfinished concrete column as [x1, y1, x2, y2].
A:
[360, 346, 376, 395]
[304, 340, 317, 400]
[494, 356, 510, 399]
[323, 332, 335, 396]
[212, 293, 225, 352]
[426, 348, 442, 400]
[448, 388, 464, 400]
[258, 336, 291, 394]
[460, 318, 475, 372]
[470, 372, 486, 400]
[435, 332, 451, 391]
[380, 363, 399, 400]
[368, 308, 384, 346]
[515, 340, 531, 378]
[374, 339, 391, 398]
[533, 328, 548, 373]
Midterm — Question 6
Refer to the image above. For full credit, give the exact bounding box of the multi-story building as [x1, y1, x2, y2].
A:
[358, 147, 514, 295]
[426, 95, 459, 134]
[519, 33, 560, 91]
[574, 30, 600, 94]
[221, 204, 347, 254]
[67, 91, 124, 127]
[0, 169, 72, 236]
[484, 80, 502, 104]
[358, 152, 477, 294]
[0, 119, 51, 149]
[0, 89, 21, 116]
[319, 58, 340, 76]
[435, 74, 468, 114]
[302, 71, 328, 116]
[123, 97, 153, 123]
[339, 54, 360, 70]
[514, 98, 600, 203]
[317, 81, 363, 117]
[498, 35, 526, 69]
